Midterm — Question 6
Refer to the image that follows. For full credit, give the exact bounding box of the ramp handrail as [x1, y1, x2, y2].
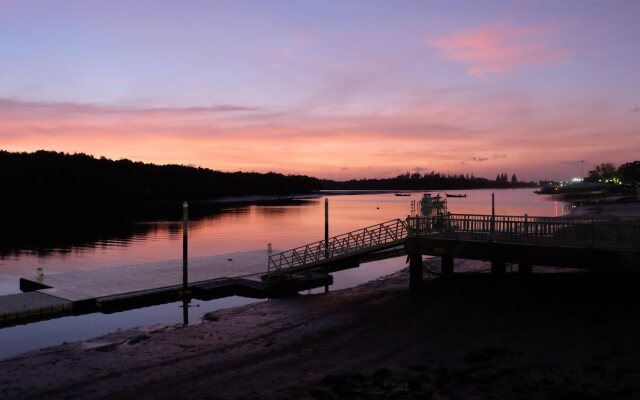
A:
[268, 219, 408, 274]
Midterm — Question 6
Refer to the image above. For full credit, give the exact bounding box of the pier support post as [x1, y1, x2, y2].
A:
[519, 261, 532, 276]
[409, 252, 423, 292]
[491, 258, 506, 275]
[442, 255, 454, 277]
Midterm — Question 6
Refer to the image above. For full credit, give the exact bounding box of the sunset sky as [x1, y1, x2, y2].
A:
[1, 0, 639, 181]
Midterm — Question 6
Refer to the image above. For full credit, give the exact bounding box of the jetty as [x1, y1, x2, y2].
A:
[3, 194, 640, 328]
[1, 251, 331, 327]
[265, 194, 640, 289]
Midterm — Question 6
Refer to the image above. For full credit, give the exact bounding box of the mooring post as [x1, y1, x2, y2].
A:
[491, 258, 506, 275]
[519, 261, 532, 276]
[324, 197, 329, 258]
[182, 201, 189, 295]
[409, 252, 423, 292]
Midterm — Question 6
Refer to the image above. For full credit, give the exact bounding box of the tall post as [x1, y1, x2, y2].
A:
[182, 201, 189, 294]
[491, 192, 496, 233]
[409, 252, 423, 293]
[324, 197, 329, 258]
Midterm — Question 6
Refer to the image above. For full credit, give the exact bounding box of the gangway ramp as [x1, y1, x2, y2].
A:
[266, 219, 409, 276]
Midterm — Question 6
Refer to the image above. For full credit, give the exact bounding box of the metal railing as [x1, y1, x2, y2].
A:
[407, 214, 640, 249]
[267, 219, 408, 274]
[267, 213, 640, 276]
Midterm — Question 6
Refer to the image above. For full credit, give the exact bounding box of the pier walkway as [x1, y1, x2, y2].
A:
[266, 218, 408, 275]
[266, 213, 640, 278]
[2, 251, 331, 327]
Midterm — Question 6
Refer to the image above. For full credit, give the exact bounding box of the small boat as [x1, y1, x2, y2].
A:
[534, 186, 560, 194]
[394, 193, 411, 197]
[445, 193, 466, 198]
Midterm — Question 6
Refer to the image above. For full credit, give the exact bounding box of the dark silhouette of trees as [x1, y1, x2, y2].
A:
[617, 161, 640, 185]
[582, 160, 640, 186]
[0, 150, 321, 205]
[586, 163, 617, 182]
[1, 150, 537, 206]
[495, 173, 513, 184]
[322, 171, 530, 191]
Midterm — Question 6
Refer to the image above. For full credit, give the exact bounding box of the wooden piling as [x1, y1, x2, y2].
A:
[491, 258, 506, 274]
[409, 252, 423, 291]
[519, 261, 532, 275]
[442, 255, 454, 277]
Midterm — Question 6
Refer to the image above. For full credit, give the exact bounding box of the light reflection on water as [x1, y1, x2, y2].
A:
[0, 189, 568, 359]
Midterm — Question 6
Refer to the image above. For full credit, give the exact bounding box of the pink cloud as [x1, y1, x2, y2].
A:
[427, 23, 572, 76]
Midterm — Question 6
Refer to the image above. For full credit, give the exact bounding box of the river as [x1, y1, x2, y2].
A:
[0, 188, 568, 359]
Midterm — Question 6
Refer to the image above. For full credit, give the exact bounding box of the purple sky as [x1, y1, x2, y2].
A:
[1, 0, 639, 180]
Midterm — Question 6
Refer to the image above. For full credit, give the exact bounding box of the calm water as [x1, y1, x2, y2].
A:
[0, 189, 568, 359]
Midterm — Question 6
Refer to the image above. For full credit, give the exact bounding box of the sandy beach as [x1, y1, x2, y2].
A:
[2, 201, 640, 400]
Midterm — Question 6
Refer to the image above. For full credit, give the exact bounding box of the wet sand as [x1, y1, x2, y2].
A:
[572, 200, 640, 218]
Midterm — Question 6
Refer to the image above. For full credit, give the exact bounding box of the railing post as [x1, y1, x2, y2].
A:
[491, 193, 496, 234]
[524, 214, 529, 237]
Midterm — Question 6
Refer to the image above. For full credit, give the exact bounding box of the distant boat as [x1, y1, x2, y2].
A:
[394, 193, 411, 197]
[534, 186, 560, 194]
[445, 193, 466, 198]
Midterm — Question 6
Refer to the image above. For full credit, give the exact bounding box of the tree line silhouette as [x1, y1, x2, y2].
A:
[0, 150, 321, 205]
[0, 150, 533, 205]
[586, 161, 640, 185]
[322, 171, 531, 191]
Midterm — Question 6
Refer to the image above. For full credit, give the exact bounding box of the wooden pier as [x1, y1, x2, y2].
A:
[1, 250, 332, 327]
[405, 213, 640, 288]
[265, 212, 640, 287]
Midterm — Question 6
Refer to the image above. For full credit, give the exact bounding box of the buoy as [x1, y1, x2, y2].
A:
[268, 243, 273, 253]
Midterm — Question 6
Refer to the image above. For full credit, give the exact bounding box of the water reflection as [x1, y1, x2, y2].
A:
[0, 200, 321, 258]
[0, 202, 225, 258]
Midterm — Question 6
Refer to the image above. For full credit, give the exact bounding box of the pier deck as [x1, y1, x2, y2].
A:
[2, 250, 333, 327]
[21, 250, 273, 301]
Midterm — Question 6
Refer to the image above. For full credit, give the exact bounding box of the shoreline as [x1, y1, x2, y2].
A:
[571, 200, 640, 218]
